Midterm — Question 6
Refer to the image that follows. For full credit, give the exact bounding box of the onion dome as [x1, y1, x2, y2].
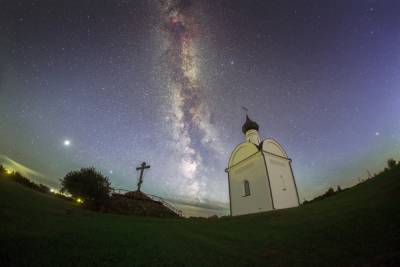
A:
[242, 115, 259, 134]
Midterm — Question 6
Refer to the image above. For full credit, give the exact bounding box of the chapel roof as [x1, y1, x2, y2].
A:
[242, 115, 259, 134]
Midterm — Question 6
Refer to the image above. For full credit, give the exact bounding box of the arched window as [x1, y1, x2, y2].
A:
[243, 180, 251, 197]
[280, 175, 287, 191]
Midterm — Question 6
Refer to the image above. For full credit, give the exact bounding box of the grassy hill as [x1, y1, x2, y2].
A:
[0, 170, 399, 267]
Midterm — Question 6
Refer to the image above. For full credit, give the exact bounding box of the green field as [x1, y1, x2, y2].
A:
[1, 171, 399, 267]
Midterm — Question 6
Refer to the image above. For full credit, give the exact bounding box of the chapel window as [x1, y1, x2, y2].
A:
[280, 175, 287, 191]
[243, 180, 251, 197]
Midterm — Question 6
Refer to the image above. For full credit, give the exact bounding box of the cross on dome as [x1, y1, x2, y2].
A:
[242, 115, 259, 134]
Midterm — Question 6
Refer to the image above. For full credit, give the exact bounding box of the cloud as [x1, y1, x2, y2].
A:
[0, 154, 44, 179]
[165, 196, 229, 217]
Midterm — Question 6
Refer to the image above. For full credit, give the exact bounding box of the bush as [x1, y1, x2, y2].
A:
[38, 184, 50, 194]
[325, 187, 335, 197]
[0, 164, 5, 174]
[8, 171, 50, 194]
[60, 167, 111, 209]
[387, 159, 397, 170]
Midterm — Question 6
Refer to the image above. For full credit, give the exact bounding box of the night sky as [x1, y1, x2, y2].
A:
[1, 0, 399, 216]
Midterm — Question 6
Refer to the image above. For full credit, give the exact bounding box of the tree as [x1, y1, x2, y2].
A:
[60, 167, 111, 209]
[0, 164, 5, 174]
[325, 187, 335, 197]
[387, 158, 397, 170]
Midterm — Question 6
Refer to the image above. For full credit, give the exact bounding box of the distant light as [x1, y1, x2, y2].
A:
[64, 140, 71, 146]
[375, 132, 380, 136]
[76, 198, 84, 204]
[109, 170, 113, 174]
[6, 169, 13, 175]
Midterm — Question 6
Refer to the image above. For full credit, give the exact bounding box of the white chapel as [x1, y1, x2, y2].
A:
[226, 115, 300, 216]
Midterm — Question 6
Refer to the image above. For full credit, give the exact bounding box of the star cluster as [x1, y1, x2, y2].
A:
[0, 0, 399, 216]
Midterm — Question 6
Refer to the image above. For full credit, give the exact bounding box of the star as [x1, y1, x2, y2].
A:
[63, 140, 71, 146]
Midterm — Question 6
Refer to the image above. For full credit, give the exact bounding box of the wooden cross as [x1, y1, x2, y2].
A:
[136, 161, 150, 192]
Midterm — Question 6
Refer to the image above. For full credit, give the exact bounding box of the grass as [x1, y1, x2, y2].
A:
[0, 170, 400, 267]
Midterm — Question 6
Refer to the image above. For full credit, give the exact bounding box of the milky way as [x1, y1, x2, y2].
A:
[156, 0, 225, 200]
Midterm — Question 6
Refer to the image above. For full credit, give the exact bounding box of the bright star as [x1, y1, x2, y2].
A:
[64, 140, 71, 146]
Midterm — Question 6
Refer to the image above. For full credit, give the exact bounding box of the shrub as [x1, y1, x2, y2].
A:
[38, 184, 50, 194]
[387, 158, 397, 170]
[60, 167, 111, 209]
[325, 187, 335, 197]
[9, 172, 50, 194]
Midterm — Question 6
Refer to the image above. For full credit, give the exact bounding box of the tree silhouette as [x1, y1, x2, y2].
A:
[0, 164, 5, 174]
[60, 167, 111, 209]
[387, 158, 397, 170]
[326, 187, 335, 197]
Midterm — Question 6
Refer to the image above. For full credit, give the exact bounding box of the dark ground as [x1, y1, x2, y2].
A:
[0, 169, 399, 266]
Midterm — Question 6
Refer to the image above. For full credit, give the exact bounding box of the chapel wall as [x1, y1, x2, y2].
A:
[263, 153, 299, 209]
[229, 153, 273, 216]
